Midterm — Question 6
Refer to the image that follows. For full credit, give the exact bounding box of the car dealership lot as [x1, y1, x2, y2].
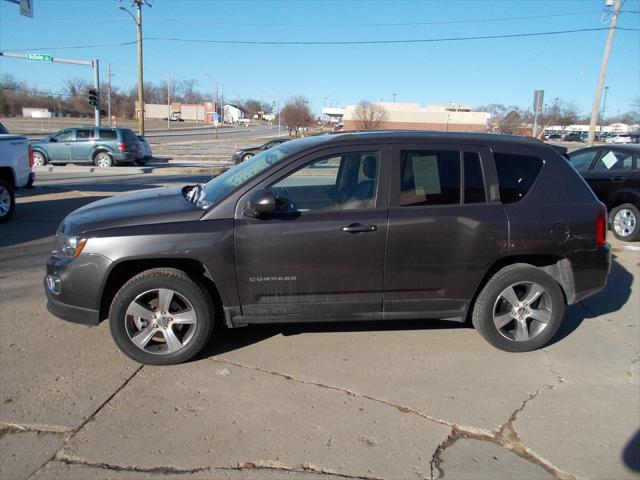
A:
[1, 173, 639, 480]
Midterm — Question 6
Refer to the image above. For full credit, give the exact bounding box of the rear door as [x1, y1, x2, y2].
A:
[384, 144, 508, 320]
[70, 128, 95, 162]
[234, 144, 390, 321]
[584, 148, 635, 207]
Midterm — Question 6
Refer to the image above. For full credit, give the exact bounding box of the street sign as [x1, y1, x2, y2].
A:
[533, 90, 544, 113]
[20, 0, 33, 18]
[27, 53, 52, 62]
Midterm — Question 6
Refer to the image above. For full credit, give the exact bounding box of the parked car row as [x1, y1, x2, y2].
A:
[544, 131, 638, 144]
[31, 127, 153, 167]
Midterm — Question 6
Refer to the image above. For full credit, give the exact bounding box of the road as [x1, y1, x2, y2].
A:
[0, 172, 639, 480]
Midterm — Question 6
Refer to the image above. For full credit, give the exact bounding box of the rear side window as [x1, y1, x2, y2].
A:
[593, 150, 633, 171]
[569, 150, 598, 172]
[75, 129, 94, 140]
[494, 153, 543, 204]
[99, 129, 117, 140]
[400, 150, 460, 206]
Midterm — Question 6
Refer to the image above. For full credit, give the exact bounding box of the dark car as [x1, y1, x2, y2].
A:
[563, 132, 583, 142]
[232, 138, 289, 164]
[568, 144, 640, 241]
[545, 133, 562, 141]
[45, 131, 610, 365]
[32, 127, 140, 167]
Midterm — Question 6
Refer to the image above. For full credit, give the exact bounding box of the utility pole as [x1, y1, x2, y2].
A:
[587, 0, 622, 145]
[167, 72, 171, 129]
[118, 0, 150, 135]
[393, 93, 397, 103]
[107, 64, 112, 126]
[220, 84, 224, 125]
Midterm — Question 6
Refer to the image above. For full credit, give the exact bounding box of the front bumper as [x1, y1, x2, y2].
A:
[46, 292, 100, 325]
[44, 252, 112, 326]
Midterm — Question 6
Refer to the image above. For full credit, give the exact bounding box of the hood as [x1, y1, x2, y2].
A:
[62, 186, 204, 235]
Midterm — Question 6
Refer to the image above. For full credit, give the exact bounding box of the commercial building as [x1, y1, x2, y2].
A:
[341, 102, 489, 132]
[137, 102, 216, 123]
[22, 107, 52, 118]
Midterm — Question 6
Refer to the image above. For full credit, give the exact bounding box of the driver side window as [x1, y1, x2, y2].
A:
[270, 151, 380, 212]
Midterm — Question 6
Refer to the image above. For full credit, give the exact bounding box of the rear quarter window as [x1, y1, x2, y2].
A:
[98, 129, 117, 140]
[493, 153, 544, 204]
[122, 129, 138, 142]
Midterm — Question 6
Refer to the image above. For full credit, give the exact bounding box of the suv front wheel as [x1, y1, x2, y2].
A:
[610, 203, 639, 242]
[472, 264, 565, 352]
[109, 268, 215, 365]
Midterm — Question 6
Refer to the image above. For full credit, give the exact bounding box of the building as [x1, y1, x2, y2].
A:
[223, 104, 246, 124]
[342, 102, 489, 132]
[22, 107, 52, 118]
[322, 107, 345, 125]
[138, 102, 216, 123]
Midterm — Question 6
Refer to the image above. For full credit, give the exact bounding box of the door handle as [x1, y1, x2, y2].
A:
[611, 176, 626, 182]
[341, 223, 377, 233]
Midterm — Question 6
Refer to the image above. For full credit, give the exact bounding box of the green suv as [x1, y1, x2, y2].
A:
[32, 127, 140, 167]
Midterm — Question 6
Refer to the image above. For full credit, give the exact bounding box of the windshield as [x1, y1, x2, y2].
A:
[196, 143, 291, 208]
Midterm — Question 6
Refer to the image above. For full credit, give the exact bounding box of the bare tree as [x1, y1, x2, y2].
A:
[280, 95, 313, 136]
[352, 101, 387, 131]
[557, 101, 579, 132]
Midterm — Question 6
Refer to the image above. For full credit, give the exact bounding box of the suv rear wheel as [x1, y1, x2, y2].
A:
[472, 264, 565, 352]
[610, 203, 639, 242]
[109, 268, 215, 365]
[94, 152, 113, 168]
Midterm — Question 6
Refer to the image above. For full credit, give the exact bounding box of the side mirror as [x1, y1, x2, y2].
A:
[49, 137, 57, 142]
[244, 189, 277, 217]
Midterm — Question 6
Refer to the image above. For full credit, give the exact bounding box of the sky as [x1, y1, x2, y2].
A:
[0, 0, 639, 116]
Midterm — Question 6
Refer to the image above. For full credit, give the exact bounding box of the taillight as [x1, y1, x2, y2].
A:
[119, 143, 126, 152]
[596, 203, 607, 246]
[28, 144, 34, 168]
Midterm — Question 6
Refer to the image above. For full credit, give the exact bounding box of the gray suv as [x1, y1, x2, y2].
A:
[45, 131, 611, 365]
[32, 127, 140, 167]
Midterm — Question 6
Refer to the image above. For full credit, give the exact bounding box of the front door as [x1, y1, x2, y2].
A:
[47, 129, 73, 162]
[384, 144, 508, 321]
[234, 145, 390, 322]
[584, 148, 636, 207]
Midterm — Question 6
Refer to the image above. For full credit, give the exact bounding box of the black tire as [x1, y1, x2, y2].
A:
[472, 264, 565, 352]
[610, 203, 640, 242]
[242, 153, 254, 162]
[135, 159, 148, 166]
[0, 178, 16, 223]
[109, 268, 215, 365]
[94, 152, 113, 168]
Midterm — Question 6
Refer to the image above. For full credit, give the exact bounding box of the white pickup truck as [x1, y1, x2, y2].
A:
[0, 122, 34, 222]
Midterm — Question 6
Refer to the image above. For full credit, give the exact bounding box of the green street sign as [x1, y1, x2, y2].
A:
[27, 54, 53, 62]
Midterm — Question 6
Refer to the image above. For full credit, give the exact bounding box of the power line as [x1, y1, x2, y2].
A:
[0, 86, 76, 97]
[3, 27, 638, 52]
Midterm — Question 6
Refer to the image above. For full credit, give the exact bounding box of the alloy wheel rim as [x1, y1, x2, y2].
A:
[97, 154, 110, 167]
[0, 186, 10, 216]
[492, 281, 552, 342]
[33, 153, 45, 166]
[613, 209, 636, 238]
[125, 288, 198, 355]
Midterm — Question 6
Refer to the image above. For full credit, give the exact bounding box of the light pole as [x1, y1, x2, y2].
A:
[393, 93, 396, 103]
[118, 0, 151, 135]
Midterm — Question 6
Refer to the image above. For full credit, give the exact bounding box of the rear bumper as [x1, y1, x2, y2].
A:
[568, 244, 611, 304]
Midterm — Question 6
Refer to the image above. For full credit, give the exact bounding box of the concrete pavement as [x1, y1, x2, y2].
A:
[0, 177, 638, 480]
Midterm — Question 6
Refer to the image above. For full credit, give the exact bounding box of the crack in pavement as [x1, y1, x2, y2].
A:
[211, 357, 575, 480]
[52, 453, 385, 480]
[0, 421, 75, 439]
[26, 364, 145, 480]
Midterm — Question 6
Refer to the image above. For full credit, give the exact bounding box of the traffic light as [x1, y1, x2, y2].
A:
[88, 89, 98, 107]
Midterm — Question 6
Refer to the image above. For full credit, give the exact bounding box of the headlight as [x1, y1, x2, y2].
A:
[54, 233, 87, 258]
